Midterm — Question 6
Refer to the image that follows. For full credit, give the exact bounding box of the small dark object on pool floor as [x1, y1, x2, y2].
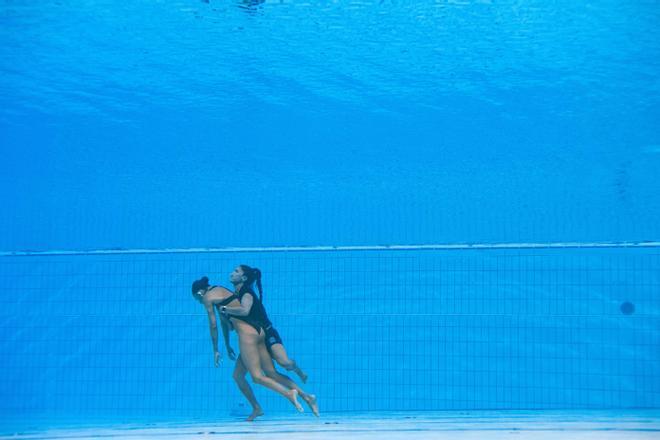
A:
[620, 302, 635, 315]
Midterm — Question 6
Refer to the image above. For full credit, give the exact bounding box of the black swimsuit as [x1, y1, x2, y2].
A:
[232, 289, 283, 352]
[231, 289, 270, 332]
[214, 294, 238, 310]
[209, 286, 238, 311]
[263, 326, 283, 353]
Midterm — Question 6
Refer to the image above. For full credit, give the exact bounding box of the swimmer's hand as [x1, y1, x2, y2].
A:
[227, 346, 237, 361]
[214, 351, 222, 367]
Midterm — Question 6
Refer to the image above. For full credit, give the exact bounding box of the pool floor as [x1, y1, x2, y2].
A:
[3, 410, 659, 439]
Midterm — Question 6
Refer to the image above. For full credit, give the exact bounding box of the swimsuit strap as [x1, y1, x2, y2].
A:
[216, 294, 238, 308]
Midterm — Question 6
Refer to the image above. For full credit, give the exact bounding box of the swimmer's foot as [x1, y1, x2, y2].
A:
[302, 394, 319, 417]
[287, 389, 304, 413]
[246, 407, 264, 422]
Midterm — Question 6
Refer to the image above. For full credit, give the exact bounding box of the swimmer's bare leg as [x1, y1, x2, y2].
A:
[246, 337, 303, 413]
[301, 393, 319, 417]
[233, 356, 264, 421]
[262, 369, 318, 416]
[287, 389, 304, 412]
[270, 344, 309, 383]
[291, 363, 308, 384]
[246, 408, 264, 422]
[262, 349, 318, 416]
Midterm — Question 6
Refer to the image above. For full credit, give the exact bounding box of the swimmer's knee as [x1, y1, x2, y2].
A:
[233, 370, 247, 383]
[263, 369, 278, 379]
[250, 373, 268, 385]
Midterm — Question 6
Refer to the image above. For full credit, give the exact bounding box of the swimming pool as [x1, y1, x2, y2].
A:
[1, 0, 659, 437]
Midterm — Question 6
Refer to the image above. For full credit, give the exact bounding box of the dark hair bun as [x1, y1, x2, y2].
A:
[191, 276, 210, 294]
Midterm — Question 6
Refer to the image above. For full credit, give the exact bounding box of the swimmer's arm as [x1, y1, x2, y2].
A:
[204, 303, 220, 354]
[220, 313, 234, 330]
[222, 293, 253, 317]
[220, 318, 231, 349]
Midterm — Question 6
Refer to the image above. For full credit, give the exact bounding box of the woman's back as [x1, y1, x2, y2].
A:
[206, 286, 241, 308]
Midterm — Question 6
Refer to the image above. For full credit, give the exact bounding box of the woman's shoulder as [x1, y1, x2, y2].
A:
[207, 286, 236, 301]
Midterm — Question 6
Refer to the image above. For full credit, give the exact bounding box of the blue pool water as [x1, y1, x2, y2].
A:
[1, 0, 659, 431]
[1, 0, 659, 250]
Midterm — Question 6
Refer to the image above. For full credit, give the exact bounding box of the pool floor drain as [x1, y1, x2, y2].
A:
[620, 302, 635, 315]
